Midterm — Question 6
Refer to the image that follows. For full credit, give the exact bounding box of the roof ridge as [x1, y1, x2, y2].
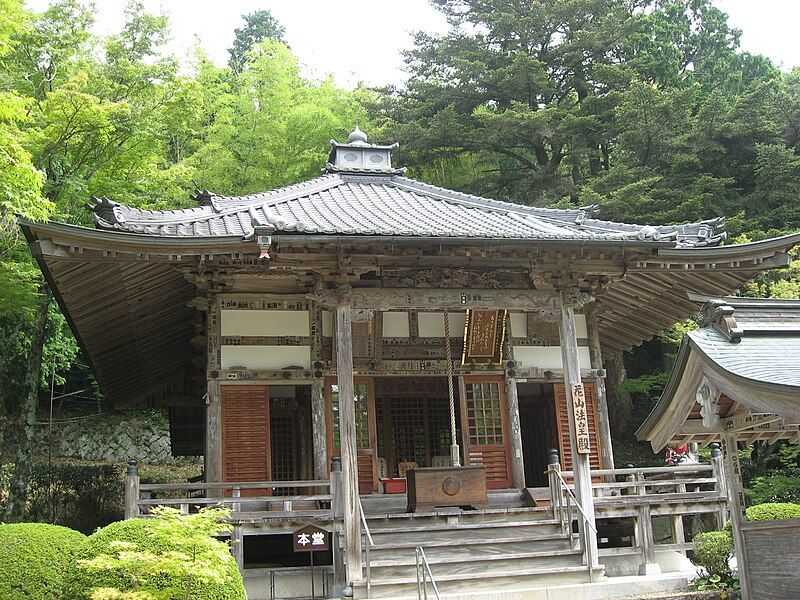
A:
[208, 174, 343, 209]
[389, 176, 583, 219]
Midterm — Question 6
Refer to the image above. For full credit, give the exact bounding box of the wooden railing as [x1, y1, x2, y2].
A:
[548, 443, 728, 573]
[123, 459, 335, 520]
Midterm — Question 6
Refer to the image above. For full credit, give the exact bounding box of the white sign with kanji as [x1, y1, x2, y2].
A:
[292, 524, 329, 553]
[571, 383, 591, 455]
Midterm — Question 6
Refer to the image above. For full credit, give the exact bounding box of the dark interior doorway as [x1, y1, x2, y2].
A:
[269, 385, 312, 492]
[518, 382, 557, 488]
[374, 377, 458, 478]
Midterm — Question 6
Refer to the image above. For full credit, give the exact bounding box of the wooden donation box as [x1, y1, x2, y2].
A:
[406, 466, 489, 513]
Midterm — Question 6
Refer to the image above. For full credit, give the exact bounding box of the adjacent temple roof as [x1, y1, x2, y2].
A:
[637, 296, 800, 450]
[87, 127, 725, 247]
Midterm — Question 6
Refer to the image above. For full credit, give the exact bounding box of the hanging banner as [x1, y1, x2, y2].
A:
[571, 383, 591, 454]
[462, 309, 507, 365]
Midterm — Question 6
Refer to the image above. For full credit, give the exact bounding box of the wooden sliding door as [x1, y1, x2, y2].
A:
[325, 376, 379, 494]
[221, 385, 271, 496]
[459, 375, 513, 489]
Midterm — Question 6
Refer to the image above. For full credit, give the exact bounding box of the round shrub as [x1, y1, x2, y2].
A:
[70, 514, 245, 600]
[0, 523, 87, 600]
[724, 501, 800, 530]
[692, 530, 733, 578]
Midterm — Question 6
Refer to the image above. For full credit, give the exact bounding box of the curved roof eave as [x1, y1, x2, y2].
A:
[637, 334, 800, 450]
[657, 232, 800, 260]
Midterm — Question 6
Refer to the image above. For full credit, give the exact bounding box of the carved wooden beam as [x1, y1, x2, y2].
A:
[310, 288, 568, 317]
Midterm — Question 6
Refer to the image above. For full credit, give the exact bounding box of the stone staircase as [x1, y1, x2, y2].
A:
[353, 495, 603, 599]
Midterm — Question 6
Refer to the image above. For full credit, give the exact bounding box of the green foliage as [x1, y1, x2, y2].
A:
[72, 507, 244, 600]
[621, 371, 670, 429]
[746, 475, 800, 505]
[723, 502, 800, 530]
[0, 522, 87, 600]
[228, 9, 286, 73]
[691, 530, 737, 592]
[0, 459, 123, 532]
[657, 319, 698, 348]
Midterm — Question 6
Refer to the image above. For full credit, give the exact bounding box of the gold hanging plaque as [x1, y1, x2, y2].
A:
[461, 309, 507, 365]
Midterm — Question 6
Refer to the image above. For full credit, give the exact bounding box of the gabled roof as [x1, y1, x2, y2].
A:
[637, 297, 800, 450]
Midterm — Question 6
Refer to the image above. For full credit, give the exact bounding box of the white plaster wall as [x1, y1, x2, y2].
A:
[508, 313, 586, 337]
[417, 312, 466, 337]
[221, 310, 309, 337]
[513, 346, 591, 370]
[322, 311, 333, 337]
[509, 312, 527, 337]
[220, 346, 311, 370]
[575, 313, 588, 338]
[382, 311, 410, 337]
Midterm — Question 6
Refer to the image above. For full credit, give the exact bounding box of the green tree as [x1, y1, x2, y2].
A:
[188, 40, 365, 195]
[227, 9, 286, 74]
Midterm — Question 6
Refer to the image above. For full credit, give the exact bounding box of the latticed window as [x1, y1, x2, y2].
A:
[464, 380, 504, 446]
[330, 382, 371, 450]
[270, 413, 296, 495]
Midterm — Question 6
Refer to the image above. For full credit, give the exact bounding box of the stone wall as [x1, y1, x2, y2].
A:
[35, 410, 194, 465]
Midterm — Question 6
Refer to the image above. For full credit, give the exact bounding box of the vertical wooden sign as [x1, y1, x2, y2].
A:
[571, 383, 591, 454]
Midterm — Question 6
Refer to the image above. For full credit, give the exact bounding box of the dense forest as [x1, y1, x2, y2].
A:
[1, 0, 798, 519]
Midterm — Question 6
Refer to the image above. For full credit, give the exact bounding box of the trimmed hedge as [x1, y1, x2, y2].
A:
[0, 523, 87, 600]
[692, 530, 734, 578]
[724, 502, 800, 530]
[70, 517, 246, 600]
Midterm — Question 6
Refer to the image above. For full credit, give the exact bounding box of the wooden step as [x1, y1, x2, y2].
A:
[368, 517, 559, 535]
[370, 554, 587, 581]
[354, 565, 603, 599]
[368, 537, 577, 561]
[369, 546, 583, 568]
[364, 505, 553, 525]
[368, 533, 572, 555]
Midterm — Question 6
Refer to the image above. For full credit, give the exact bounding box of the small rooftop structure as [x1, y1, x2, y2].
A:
[637, 296, 800, 450]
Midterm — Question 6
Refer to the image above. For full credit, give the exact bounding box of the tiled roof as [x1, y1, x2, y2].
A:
[688, 298, 800, 389]
[88, 172, 726, 247]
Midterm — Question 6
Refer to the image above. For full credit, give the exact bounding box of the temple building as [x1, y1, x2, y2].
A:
[22, 128, 800, 598]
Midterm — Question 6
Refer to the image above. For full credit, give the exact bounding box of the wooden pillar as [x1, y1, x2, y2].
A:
[637, 503, 659, 574]
[335, 285, 363, 585]
[710, 442, 728, 529]
[330, 462, 347, 596]
[557, 291, 599, 570]
[231, 524, 244, 573]
[504, 330, 526, 490]
[206, 295, 223, 490]
[124, 458, 140, 519]
[670, 513, 686, 554]
[723, 433, 751, 600]
[585, 307, 615, 470]
[311, 380, 328, 480]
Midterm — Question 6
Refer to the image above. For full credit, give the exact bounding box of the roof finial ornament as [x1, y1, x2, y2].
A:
[348, 124, 368, 145]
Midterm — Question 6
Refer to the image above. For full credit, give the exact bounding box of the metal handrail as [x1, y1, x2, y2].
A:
[357, 496, 375, 598]
[415, 547, 441, 600]
[548, 467, 597, 583]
